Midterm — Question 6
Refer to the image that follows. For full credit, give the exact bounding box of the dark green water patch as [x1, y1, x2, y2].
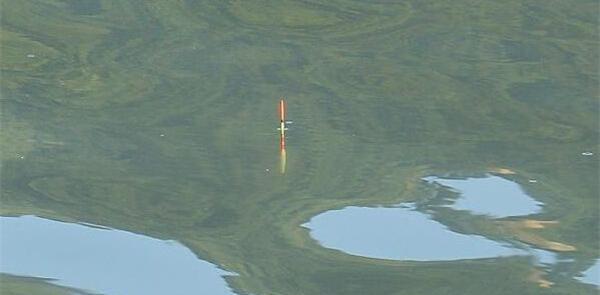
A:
[66, 0, 101, 15]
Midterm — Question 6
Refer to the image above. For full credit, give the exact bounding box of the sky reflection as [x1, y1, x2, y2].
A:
[0, 215, 235, 295]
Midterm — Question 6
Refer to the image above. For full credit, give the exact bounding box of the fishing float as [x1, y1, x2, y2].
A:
[278, 98, 287, 148]
[278, 98, 288, 174]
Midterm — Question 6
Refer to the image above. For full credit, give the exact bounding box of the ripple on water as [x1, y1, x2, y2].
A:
[0, 215, 235, 295]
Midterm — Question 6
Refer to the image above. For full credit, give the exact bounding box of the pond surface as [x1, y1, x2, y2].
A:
[2, 1, 597, 294]
[423, 175, 543, 218]
[304, 204, 525, 261]
[577, 260, 600, 288]
[0, 215, 235, 295]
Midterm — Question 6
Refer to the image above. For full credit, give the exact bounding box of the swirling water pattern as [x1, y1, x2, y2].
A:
[1, 1, 598, 294]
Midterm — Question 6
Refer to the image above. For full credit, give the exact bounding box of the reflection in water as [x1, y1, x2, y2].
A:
[423, 175, 543, 218]
[529, 268, 554, 288]
[0, 216, 235, 295]
[498, 220, 576, 252]
[304, 205, 525, 261]
[423, 175, 576, 252]
[529, 248, 556, 266]
[577, 260, 600, 287]
[422, 174, 579, 288]
[280, 148, 287, 174]
[489, 167, 516, 175]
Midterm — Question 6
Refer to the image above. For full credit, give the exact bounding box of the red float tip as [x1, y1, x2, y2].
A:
[279, 99, 286, 122]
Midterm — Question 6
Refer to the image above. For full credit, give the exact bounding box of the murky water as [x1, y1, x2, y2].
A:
[0, 216, 235, 295]
[1, 1, 597, 294]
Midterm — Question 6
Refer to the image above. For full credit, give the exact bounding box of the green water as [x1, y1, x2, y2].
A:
[1, 0, 598, 294]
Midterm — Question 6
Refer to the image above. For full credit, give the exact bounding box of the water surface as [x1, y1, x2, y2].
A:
[423, 175, 543, 218]
[0, 216, 235, 295]
[2, 1, 598, 294]
[577, 260, 600, 288]
[304, 205, 525, 261]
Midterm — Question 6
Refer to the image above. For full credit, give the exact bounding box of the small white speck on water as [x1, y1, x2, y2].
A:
[528, 179, 537, 183]
[27, 54, 36, 58]
[159, 134, 165, 137]
[265, 168, 270, 172]
[581, 152, 593, 156]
